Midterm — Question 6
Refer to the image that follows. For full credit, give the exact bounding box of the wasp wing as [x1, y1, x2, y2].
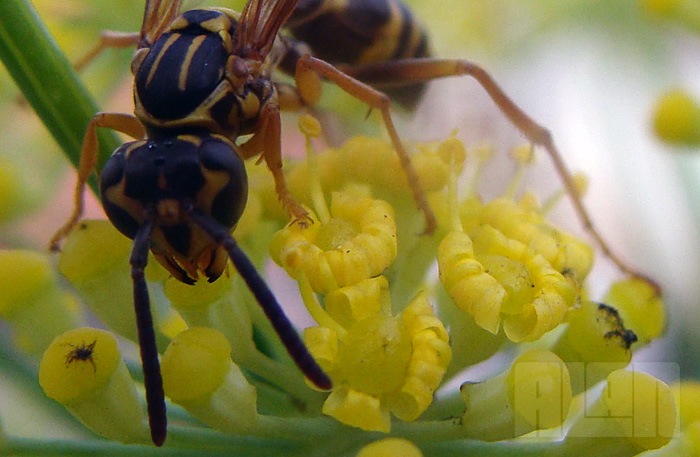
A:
[234, 0, 298, 60]
[139, 0, 182, 48]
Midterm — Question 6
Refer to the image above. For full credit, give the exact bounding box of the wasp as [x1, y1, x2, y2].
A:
[50, 0, 655, 446]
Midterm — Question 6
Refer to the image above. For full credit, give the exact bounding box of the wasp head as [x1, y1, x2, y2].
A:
[99, 132, 247, 242]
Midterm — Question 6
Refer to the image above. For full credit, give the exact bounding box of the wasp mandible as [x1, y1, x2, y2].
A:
[50, 0, 655, 447]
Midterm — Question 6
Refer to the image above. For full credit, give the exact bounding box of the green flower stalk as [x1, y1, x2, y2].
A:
[460, 349, 572, 441]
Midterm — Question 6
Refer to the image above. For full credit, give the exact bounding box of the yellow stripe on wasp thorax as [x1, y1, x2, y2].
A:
[145, 33, 180, 88]
[178, 35, 208, 91]
[122, 140, 148, 158]
[176, 134, 204, 147]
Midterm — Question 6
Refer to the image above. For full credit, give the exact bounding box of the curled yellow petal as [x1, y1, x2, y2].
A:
[322, 386, 390, 433]
[271, 193, 396, 293]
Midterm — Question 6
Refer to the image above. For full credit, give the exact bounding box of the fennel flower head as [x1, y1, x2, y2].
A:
[0, 108, 678, 457]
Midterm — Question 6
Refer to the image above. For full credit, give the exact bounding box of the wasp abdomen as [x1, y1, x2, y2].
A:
[135, 27, 229, 120]
[288, 0, 428, 64]
[286, 0, 430, 108]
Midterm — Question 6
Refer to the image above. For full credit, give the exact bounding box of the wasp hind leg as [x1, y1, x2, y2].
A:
[49, 112, 145, 251]
[294, 55, 437, 235]
[73, 32, 140, 72]
[341, 58, 659, 290]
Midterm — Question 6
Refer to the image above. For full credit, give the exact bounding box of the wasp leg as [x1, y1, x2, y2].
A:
[184, 203, 332, 391]
[341, 58, 659, 290]
[238, 102, 311, 227]
[74, 31, 140, 72]
[130, 209, 167, 446]
[295, 55, 437, 235]
[49, 112, 146, 251]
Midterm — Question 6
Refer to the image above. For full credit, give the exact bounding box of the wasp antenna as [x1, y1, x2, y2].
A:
[129, 210, 167, 446]
[185, 204, 332, 391]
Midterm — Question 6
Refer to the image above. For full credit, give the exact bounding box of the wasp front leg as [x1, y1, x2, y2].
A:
[341, 58, 659, 289]
[294, 55, 437, 235]
[49, 112, 145, 251]
[238, 101, 311, 228]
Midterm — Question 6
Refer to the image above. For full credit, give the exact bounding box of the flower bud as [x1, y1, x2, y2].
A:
[39, 328, 149, 443]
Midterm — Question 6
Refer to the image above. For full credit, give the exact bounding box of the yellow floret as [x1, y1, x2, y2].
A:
[270, 193, 397, 293]
[356, 438, 424, 457]
[652, 88, 700, 146]
[161, 327, 232, 402]
[312, 290, 450, 432]
[325, 276, 391, 328]
[438, 225, 573, 342]
[602, 370, 676, 451]
[670, 381, 700, 428]
[505, 349, 572, 431]
[604, 277, 665, 344]
[161, 327, 258, 434]
[40, 327, 120, 404]
[39, 328, 149, 443]
[322, 385, 390, 433]
[438, 231, 505, 334]
[0, 250, 54, 317]
[460, 349, 572, 440]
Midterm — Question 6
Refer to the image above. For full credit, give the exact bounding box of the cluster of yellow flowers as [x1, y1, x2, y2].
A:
[0, 115, 683, 456]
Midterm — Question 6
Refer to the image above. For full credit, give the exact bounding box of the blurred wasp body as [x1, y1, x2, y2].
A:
[51, 0, 653, 447]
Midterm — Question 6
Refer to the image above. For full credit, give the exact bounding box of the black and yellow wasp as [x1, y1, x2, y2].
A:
[50, 0, 652, 446]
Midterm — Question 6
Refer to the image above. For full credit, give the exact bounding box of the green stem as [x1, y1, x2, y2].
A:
[421, 439, 561, 457]
[2, 432, 300, 457]
[244, 347, 326, 409]
[253, 415, 341, 440]
[0, 0, 121, 192]
[165, 426, 302, 454]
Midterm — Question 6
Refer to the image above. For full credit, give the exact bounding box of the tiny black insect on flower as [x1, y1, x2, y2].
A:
[597, 303, 638, 351]
[64, 340, 98, 372]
